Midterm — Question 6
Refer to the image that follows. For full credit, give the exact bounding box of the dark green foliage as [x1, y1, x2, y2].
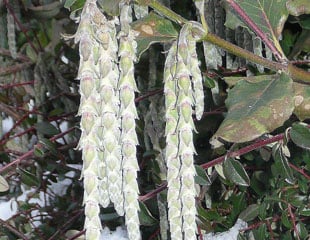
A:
[0, 0, 309, 239]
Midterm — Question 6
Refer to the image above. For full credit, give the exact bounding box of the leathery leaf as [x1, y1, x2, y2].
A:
[131, 12, 179, 59]
[212, 73, 294, 143]
[223, 158, 250, 186]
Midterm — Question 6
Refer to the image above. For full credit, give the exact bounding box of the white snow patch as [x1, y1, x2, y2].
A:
[204, 219, 248, 240]
[100, 226, 129, 240]
[2, 117, 14, 134]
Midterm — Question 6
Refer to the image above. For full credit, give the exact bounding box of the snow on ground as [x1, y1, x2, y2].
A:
[100, 226, 129, 240]
[204, 219, 248, 240]
[1, 116, 14, 135]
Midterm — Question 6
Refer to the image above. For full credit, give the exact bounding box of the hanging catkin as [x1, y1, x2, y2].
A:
[118, 2, 141, 240]
[164, 22, 206, 239]
[6, 6, 17, 59]
[75, 1, 103, 238]
[164, 41, 183, 239]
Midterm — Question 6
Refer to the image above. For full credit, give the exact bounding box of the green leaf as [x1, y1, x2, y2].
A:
[131, 12, 179, 59]
[26, 44, 38, 62]
[239, 204, 259, 221]
[139, 202, 157, 226]
[212, 73, 294, 143]
[34, 145, 45, 157]
[253, 224, 267, 240]
[225, 0, 288, 58]
[194, 165, 211, 186]
[34, 121, 59, 136]
[223, 158, 250, 186]
[17, 168, 40, 187]
[39, 138, 58, 155]
[48, 108, 64, 117]
[97, 0, 121, 16]
[27, 2, 63, 19]
[286, 0, 310, 16]
[204, 76, 216, 88]
[299, 207, 310, 216]
[273, 144, 295, 184]
[101, 212, 121, 221]
[64, 0, 78, 10]
[0, 175, 9, 192]
[290, 123, 310, 150]
[296, 222, 308, 239]
[289, 29, 310, 57]
[281, 212, 292, 228]
[293, 82, 310, 121]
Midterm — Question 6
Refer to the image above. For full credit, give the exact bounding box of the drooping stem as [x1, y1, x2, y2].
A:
[201, 33, 284, 71]
[135, 0, 310, 83]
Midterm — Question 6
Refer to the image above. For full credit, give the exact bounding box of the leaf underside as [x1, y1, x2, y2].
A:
[225, 0, 288, 57]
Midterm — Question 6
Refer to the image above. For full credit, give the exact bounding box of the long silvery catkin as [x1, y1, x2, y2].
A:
[164, 23, 202, 239]
[95, 13, 124, 216]
[187, 22, 205, 120]
[75, 1, 103, 239]
[164, 41, 183, 239]
[118, 2, 141, 240]
[177, 24, 197, 240]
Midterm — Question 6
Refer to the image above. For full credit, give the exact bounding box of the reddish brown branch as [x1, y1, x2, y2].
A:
[135, 89, 163, 103]
[0, 81, 34, 89]
[0, 218, 29, 240]
[288, 204, 300, 240]
[0, 127, 76, 174]
[0, 62, 32, 76]
[289, 163, 310, 180]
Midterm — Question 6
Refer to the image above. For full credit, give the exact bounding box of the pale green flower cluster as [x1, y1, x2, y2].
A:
[6, 7, 17, 59]
[164, 22, 205, 240]
[75, 1, 140, 239]
[118, 3, 141, 240]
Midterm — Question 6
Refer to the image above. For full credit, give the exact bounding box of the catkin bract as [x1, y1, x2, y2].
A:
[164, 22, 205, 240]
[76, 1, 140, 239]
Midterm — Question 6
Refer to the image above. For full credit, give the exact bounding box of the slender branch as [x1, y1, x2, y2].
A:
[289, 163, 310, 180]
[288, 204, 300, 240]
[135, 89, 163, 103]
[136, 0, 310, 83]
[139, 182, 167, 202]
[0, 48, 31, 62]
[0, 62, 32, 76]
[0, 218, 29, 240]
[0, 81, 34, 89]
[47, 210, 83, 240]
[201, 33, 285, 71]
[0, 127, 76, 174]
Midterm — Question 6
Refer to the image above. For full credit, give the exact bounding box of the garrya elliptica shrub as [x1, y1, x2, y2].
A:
[75, 0, 206, 239]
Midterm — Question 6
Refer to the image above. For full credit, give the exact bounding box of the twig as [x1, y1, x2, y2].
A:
[135, 89, 163, 103]
[138, 133, 287, 201]
[0, 127, 76, 174]
[0, 81, 34, 89]
[0, 48, 31, 62]
[288, 204, 300, 240]
[289, 163, 310, 180]
[0, 62, 32, 76]
[0, 218, 29, 240]
[47, 210, 83, 240]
